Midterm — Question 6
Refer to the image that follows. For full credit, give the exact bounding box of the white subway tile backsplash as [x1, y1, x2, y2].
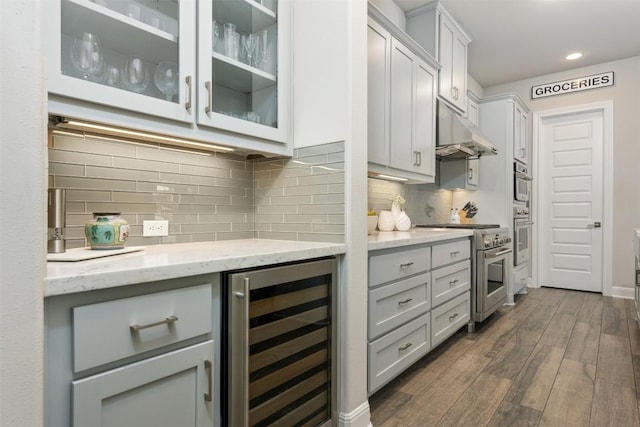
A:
[49, 135, 344, 246]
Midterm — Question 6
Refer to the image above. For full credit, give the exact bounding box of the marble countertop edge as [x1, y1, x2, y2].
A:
[45, 239, 346, 297]
[367, 228, 473, 251]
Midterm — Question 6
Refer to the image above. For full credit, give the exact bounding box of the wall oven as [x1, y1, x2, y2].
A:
[514, 162, 532, 202]
[222, 258, 336, 427]
[513, 206, 532, 267]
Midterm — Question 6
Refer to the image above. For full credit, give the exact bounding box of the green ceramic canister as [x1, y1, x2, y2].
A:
[85, 212, 130, 249]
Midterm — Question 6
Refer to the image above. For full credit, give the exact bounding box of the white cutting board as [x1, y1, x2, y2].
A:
[47, 246, 145, 262]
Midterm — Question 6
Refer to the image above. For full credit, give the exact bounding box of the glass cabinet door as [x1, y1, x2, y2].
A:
[49, 0, 196, 123]
[198, 0, 289, 143]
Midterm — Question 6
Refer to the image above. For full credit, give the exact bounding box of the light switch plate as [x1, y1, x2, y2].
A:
[143, 220, 169, 237]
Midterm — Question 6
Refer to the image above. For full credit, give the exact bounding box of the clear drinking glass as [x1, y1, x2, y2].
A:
[153, 61, 179, 101]
[104, 65, 122, 88]
[70, 32, 103, 79]
[223, 23, 239, 60]
[123, 57, 149, 93]
[243, 33, 257, 67]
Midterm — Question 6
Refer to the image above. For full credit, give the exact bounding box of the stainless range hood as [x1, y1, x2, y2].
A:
[436, 100, 498, 159]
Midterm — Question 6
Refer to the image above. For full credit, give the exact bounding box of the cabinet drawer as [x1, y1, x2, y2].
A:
[432, 239, 470, 268]
[431, 291, 470, 347]
[369, 273, 431, 340]
[368, 312, 430, 394]
[369, 245, 431, 287]
[513, 263, 528, 295]
[73, 283, 212, 372]
[432, 260, 471, 308]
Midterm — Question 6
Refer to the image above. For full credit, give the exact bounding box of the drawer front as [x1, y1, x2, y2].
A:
[432, 239, 470, 269]
[368, 312, 430, 394]
[369, 245, 431, 287]
[369, 273, 431, 340]
[432, 260, 471, 308]
[431, 291, 470, 347]
[73, 283, 212, 372]
[513, 264, 528, 294]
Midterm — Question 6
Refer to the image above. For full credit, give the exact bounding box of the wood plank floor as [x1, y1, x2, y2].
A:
[369, 287, 640, 426]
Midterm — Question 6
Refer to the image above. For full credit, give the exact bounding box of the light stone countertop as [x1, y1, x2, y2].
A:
[45, 239, 346, 297]
[368, 228, 473, 251]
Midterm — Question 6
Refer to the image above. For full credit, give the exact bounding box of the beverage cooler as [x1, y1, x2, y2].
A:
[221, 258, 336, 427]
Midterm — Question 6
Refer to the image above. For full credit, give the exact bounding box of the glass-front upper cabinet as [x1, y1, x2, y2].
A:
[48, 0, 196, 123]
[197, 0, 290, 143]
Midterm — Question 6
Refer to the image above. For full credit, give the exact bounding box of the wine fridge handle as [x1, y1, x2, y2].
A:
[230, 276, 250, 427]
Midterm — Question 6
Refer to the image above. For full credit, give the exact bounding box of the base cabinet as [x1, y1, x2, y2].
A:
[367, 238, 470, 395]
[73, 341, 214, 427]
[45, 275, 220, 427]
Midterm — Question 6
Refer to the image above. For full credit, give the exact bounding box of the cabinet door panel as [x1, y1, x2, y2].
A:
[73, 341, 214, 427]
[367, 21, 391, 166]
[452, 35, 467, 111]
[438, 16, 454, 105]
[389, 40, 415, 172]
[48, 0, 196, 123]
[414, 59, 436, 178]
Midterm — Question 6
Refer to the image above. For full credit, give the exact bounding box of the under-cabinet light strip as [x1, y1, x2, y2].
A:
[374, 174, 409, 182]
[60, 119, 234, 153]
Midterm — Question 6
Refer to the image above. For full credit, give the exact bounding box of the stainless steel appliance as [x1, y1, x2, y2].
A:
[514, 162, 532, 202]
[415, 224, 511, 332]
[222, 258, 336, 427]
[513, 205, 532, 267]
[435, 100, 498, 159]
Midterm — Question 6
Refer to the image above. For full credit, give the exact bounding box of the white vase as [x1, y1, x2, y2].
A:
[377, 210, 395, 231]
[395, 211, 411, 231]
[391, 202, 401, 222]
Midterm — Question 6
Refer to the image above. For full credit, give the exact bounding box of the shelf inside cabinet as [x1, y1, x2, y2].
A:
[62, 0, 178, 64]
[214, 0, 276, 33]
[212, 53, 276, 93]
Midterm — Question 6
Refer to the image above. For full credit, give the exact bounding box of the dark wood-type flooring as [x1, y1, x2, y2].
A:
[369, 287, 640, 426]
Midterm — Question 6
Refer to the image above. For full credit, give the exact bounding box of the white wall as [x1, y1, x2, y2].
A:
[0, 1, 46, 426]
[293, 1, 371, 426]
[483, 56, 640, 292]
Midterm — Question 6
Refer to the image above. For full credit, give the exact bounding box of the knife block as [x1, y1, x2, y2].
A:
[460, 210, 474, 224]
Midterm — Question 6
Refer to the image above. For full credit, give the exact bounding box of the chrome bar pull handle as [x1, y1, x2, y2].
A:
[400, 262, 414, 268]
[449, 279, 459, 286]
[185, 75, 193, 113]
[130, 315, 178, 333]
[398, 298, 413, 305]
[204, 81, 213, 115]
[204, 360, 212, 402]
[449, 313, 459, 321]
[398, 342, 412, 351]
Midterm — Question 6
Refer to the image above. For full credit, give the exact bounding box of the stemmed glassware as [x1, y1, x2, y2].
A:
[243, 33, 257, 68]
[257, 29, 270, 72]
[123, 57, 149, 93]
[153, 61, 179, 101]
[70, 32, 104, 80]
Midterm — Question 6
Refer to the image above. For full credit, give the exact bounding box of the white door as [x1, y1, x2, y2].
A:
[539, 109, 604, 292]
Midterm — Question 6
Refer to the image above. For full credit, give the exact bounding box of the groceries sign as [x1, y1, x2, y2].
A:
[531, 72, 614, 99]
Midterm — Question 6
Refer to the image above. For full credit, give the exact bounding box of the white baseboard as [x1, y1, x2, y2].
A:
[338, 400, 371, 427]
[611, 286, 634, 300]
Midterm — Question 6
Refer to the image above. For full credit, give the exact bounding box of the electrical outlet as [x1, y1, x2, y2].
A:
[143, 220, 169, 237]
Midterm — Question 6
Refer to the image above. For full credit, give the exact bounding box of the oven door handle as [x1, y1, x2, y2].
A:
[485, 248, 512, 259]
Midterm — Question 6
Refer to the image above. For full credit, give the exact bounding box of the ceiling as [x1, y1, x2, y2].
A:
[393, 0, 640, 88]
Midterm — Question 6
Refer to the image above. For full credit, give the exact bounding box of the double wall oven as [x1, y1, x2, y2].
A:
[512, 161, 533, 302]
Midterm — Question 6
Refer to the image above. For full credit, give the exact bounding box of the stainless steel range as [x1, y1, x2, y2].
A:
[416, 224, 512, 332]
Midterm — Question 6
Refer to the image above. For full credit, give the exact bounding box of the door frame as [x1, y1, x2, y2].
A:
[531, 101, 614, 296]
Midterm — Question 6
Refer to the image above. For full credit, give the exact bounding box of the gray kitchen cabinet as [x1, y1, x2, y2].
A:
[406, 1, 471, 114]
[513, 102, 529, 165]
[367, 237, 470, 395]
[45, 275, 220, 427]
[73, 341, 214, 427]
[46, 0, 291, 154]
[367, 8, 438, 183]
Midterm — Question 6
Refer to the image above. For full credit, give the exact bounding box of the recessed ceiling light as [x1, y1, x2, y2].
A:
[566, 52, 583, 60]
